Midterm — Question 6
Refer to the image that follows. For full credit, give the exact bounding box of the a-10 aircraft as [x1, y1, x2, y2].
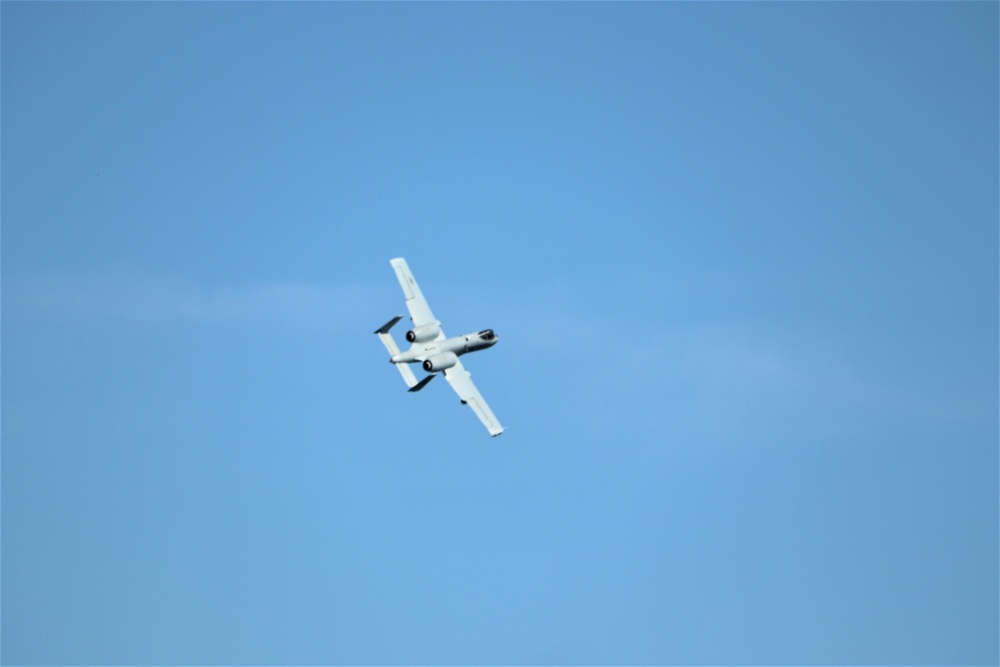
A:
[374, 257, 504, 437]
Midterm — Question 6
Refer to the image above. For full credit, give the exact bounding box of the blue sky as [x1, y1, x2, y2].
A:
[2, 3, 997, 665]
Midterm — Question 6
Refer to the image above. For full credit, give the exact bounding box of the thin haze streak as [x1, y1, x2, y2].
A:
[6, 270, 378, 330]
[496, 295, 991, 441]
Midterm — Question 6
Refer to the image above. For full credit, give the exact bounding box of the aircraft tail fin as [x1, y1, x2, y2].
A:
[408, 374, 435, 392]
[374, 315, 404, 335]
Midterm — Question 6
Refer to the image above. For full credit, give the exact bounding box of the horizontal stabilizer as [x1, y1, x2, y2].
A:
[374, 315, 404, 335]
[408, 375, 436, 392]
[375, 317, 419, 389]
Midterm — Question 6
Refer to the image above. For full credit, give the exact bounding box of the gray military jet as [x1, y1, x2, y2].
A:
[374, 258, 503, 437]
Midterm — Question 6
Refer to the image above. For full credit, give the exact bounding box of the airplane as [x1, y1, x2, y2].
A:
[374, 258, 504, 437]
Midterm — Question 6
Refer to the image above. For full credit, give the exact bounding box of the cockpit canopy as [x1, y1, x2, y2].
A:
[479, 329, 496, 341]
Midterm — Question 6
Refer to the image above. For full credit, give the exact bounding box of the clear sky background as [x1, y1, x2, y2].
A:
[2, 3, 997, 665]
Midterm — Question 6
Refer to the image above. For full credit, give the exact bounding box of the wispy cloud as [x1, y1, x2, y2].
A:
[491, 287, 991, 447]
[5, 269, 382, 330]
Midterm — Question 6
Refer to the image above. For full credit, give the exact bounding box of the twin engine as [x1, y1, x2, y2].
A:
[423, 351, 458, 373]
[406, 323, 441, 343]
[405, 321, 454, 372]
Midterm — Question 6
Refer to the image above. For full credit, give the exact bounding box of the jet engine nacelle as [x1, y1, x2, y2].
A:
[423, 352, 458, 373]
[406, 323, 441, 343]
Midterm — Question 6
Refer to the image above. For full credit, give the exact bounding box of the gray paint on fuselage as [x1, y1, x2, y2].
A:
[391, 330, 499, 365]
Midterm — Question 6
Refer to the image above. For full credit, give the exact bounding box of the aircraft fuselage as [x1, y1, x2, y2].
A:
[391, 329, 498, 365]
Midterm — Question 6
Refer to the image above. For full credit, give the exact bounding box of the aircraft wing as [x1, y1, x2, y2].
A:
[390, 257, 438, 329]
[444, 360, 504, 437]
